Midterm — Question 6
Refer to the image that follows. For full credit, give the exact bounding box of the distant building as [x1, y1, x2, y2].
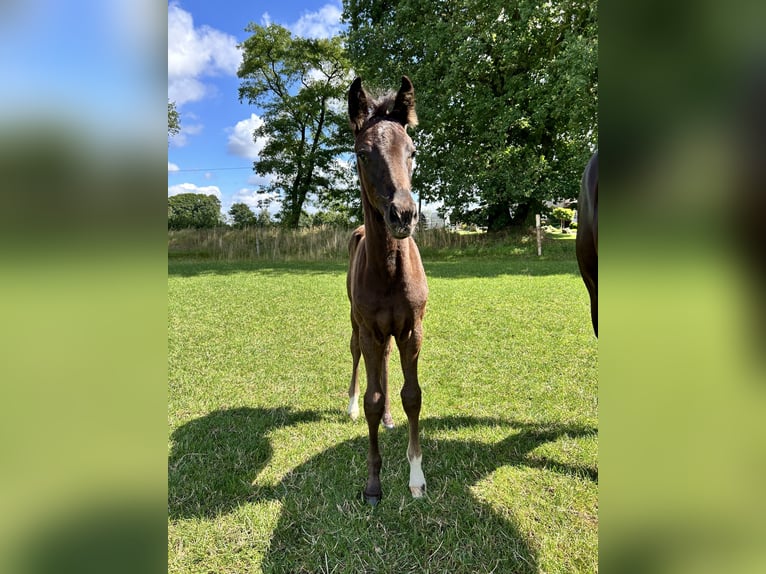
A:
[420, 209, 446, 229]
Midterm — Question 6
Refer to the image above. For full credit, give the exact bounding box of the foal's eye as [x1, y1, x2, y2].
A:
[410, 150, 417, 159]
[356, 151, 368, 163]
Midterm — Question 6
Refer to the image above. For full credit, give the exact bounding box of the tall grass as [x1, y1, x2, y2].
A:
[168, 226, 575, 262]
[168, 226, 351, 262]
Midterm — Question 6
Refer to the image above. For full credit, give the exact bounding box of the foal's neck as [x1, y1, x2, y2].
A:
[361, 190, 410, 278]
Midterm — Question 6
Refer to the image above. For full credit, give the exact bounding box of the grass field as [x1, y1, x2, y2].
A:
[168, 232, 597, 573]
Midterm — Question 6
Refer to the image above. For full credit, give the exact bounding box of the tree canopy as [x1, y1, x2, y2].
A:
[228, 202, 257, 228]
[237, 25, 357, 228]
[168, 193, 222, 229]
[343, 0, 598, 230]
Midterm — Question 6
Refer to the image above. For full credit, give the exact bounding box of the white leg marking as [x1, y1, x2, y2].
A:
[347, 394, 359, 421]
[408, 454, 425, 498]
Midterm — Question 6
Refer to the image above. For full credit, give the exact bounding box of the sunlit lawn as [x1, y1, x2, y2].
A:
[168, 250, 597, 573]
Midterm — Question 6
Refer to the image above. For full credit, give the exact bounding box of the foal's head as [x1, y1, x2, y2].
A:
[348, 76, 419, 239]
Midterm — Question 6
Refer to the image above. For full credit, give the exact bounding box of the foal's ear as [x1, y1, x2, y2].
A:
[348, 77, 369, 134]
[391, 75, 418, 128]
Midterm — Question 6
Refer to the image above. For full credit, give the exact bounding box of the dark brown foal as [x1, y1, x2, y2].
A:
[346, 76, 428, 505]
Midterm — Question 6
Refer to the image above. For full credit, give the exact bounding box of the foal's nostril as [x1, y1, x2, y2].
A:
[392, 208, 414, 227]
[388, 206, 401, 228]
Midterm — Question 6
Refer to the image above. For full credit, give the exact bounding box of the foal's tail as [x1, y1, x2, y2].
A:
[348, 225, 365, 261]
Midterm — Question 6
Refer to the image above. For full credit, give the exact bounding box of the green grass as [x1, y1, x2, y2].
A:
[168, 239, 597, 573]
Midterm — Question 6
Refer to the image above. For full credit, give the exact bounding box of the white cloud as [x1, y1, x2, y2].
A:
[227, 113, 268, 160]
[169, 120, 204, 148]
[247, 174, 267, 184]
[168, 162, 179, 172]
[168, 182, 221, 199]
[168, 2, 242, 105]
[290, 2, 344, 39]
[168, 76, 209, 109]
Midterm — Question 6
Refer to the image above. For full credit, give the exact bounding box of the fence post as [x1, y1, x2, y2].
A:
[536, 214, 542, 256]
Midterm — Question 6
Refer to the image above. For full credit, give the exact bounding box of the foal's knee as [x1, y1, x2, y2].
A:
[400, 386, 421, 414]
[364, 391, 385, 417]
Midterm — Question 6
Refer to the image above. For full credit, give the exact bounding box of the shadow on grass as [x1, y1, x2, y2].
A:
[169, 408, 596, 572]
[168, 407, 324, 519]
[167, 259, 347, 278]
[168, 257, 580, 280]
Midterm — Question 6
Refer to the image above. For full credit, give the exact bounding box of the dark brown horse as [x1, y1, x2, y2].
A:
[576, 151, 598, 337]
[346, 76, 428, 505]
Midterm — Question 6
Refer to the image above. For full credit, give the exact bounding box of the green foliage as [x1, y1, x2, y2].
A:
[167, 193, 222, 229]
[237, 25, 356, 228]
[168, 100, 180, 138]
[228, 202, 257, 228]
[309, 209, 359, 228]
[552, 206, 575, 229]
[343, 0, 598, 230]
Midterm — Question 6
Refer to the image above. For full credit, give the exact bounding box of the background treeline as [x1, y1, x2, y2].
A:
[167, 193, 359, 230]
[169, 0, 597, 232]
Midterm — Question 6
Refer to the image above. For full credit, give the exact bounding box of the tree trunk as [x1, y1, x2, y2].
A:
[486, 201, 513, 232]
[509, 202, 533, 228]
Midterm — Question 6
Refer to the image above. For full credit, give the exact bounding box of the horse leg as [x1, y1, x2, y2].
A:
[589, 288, 598, 338]
[347, 318, 361, 420]
[360, 328, 387, 505]
[397, 324, 425, 498]
[382, 336, 395, 430]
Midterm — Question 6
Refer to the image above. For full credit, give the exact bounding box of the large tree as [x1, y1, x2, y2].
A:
[228, 202, 257, 228]
[168, 193, 222, 229]
[237, 25, 356, 228]
[343, 0, 597, 230]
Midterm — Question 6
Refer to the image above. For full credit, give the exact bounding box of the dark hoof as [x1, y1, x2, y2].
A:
[361, 490, 382, 506]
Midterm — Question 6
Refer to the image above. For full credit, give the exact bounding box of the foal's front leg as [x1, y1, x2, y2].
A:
[359, 328, 387, 505]
[349, 330, 394, 429]
[398, 324, 425, 498]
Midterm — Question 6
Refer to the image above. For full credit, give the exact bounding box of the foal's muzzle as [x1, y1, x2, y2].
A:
[386, 199, 418, 239]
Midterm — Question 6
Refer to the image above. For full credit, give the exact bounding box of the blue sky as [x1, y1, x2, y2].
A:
[167, 0, 347, 216]
[1, 0, 160, 142]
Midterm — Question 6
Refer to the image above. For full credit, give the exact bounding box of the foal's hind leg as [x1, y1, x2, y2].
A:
[397, 324, 425, 498]
[347, 318, 361, 420]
